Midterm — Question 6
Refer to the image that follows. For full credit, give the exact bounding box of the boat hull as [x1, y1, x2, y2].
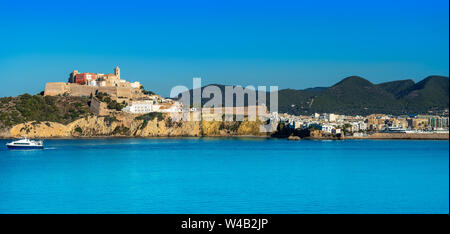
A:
[7, 145, 44, 150]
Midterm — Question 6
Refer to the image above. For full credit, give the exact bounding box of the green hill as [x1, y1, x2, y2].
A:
[377, 79, 415, 98]
[398, 76, 449, 113]
[306, 76, 402, 115]
[180, 75, 449, 116]
[277, 88, 326, 115]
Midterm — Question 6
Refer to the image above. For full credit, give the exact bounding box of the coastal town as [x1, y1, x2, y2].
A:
[279, 112, 449, 139]
[0, 66, 444, 139]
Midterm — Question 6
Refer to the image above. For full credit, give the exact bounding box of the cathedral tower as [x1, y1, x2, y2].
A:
[114, 66, 120, 79]
[69, 70, 78, 83]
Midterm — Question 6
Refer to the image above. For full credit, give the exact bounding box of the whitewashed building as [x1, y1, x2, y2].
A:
[358, 121, 368, 131]
[88, 80, 97, 87]
[327, 113, 336, 122]
[130, 81, 141, 89]
[321, 124, 333, 133]
[123, 100, 183, 114]
[123, 101, 153, 114]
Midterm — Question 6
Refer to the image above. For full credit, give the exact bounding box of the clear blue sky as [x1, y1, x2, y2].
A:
[0, 0, 448, 97]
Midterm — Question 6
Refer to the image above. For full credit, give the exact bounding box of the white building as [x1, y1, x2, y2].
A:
[130, 81, 141, 89]
[293, 121, 302, 129]
[321, 124, 333, 133]
[123, 100, 183, 114]
[358, 121, 367, 131]
[328, 113, 336, 122]
[332, 128, 341, 134]
[85, 74, 94, 81]
[123, 101, 153, 114]
[88, 80, 97, 87]
[157, 102, 183, 113]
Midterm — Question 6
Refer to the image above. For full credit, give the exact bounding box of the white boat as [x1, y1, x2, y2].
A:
[6, 138, 44, 149]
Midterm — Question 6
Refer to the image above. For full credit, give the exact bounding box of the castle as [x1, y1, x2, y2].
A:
[44, 66, 143, 102]
[67, 66, 138, 88]
[44, 66, 183, 116]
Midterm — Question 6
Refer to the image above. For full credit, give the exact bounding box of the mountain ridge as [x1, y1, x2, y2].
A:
[177, 75, 449, 115]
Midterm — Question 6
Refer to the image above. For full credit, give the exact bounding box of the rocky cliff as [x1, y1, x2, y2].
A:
[3, 113, 267, 138]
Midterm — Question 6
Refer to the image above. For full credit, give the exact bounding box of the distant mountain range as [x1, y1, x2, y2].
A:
[177, 75, 449, 115]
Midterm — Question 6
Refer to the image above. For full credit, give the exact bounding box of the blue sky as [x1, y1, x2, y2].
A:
[0, 0, 448, 97]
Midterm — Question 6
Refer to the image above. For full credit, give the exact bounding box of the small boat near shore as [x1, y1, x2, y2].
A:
[6, 138, 44, 149]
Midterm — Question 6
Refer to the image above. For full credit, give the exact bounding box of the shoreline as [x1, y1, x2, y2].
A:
[0, 135, 448, 140]
[347, 132, 449, 140]
[0, 135, 272, 140]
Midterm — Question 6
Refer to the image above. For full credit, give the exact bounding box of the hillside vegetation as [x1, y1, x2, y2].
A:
[284, 76, 449, 115]
[0, 94, 91, 129]
[182, 76, 449, 115]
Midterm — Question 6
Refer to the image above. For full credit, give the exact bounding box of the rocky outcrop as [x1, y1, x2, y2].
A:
[10, 121, 70, 138]
[134, 117, 201, 137]
[288, 135, 301, 141]
[6, 113, 265, 138]
[200, 118, 267, 137]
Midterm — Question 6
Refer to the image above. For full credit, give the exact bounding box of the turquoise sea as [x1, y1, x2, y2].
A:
[0, 138, 448, 214]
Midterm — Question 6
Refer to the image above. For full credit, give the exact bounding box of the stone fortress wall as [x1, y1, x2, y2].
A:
[44, 82, 140, 99]
[44, 82, 70, 96]
[44, 66, 143, 101]
[90, 97, 110, 116]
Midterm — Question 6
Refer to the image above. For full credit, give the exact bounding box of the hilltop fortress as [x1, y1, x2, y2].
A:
[43, 66, 184, 116]
[43, 67, 271, 120]
[44, 66, 144, 101]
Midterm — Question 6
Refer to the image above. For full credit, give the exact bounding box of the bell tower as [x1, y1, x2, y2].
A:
[114, 66, 120, 79]
[69, 70, 78, 83]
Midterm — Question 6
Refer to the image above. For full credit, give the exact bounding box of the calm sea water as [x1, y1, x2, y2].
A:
[0, 138, 448, 214]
